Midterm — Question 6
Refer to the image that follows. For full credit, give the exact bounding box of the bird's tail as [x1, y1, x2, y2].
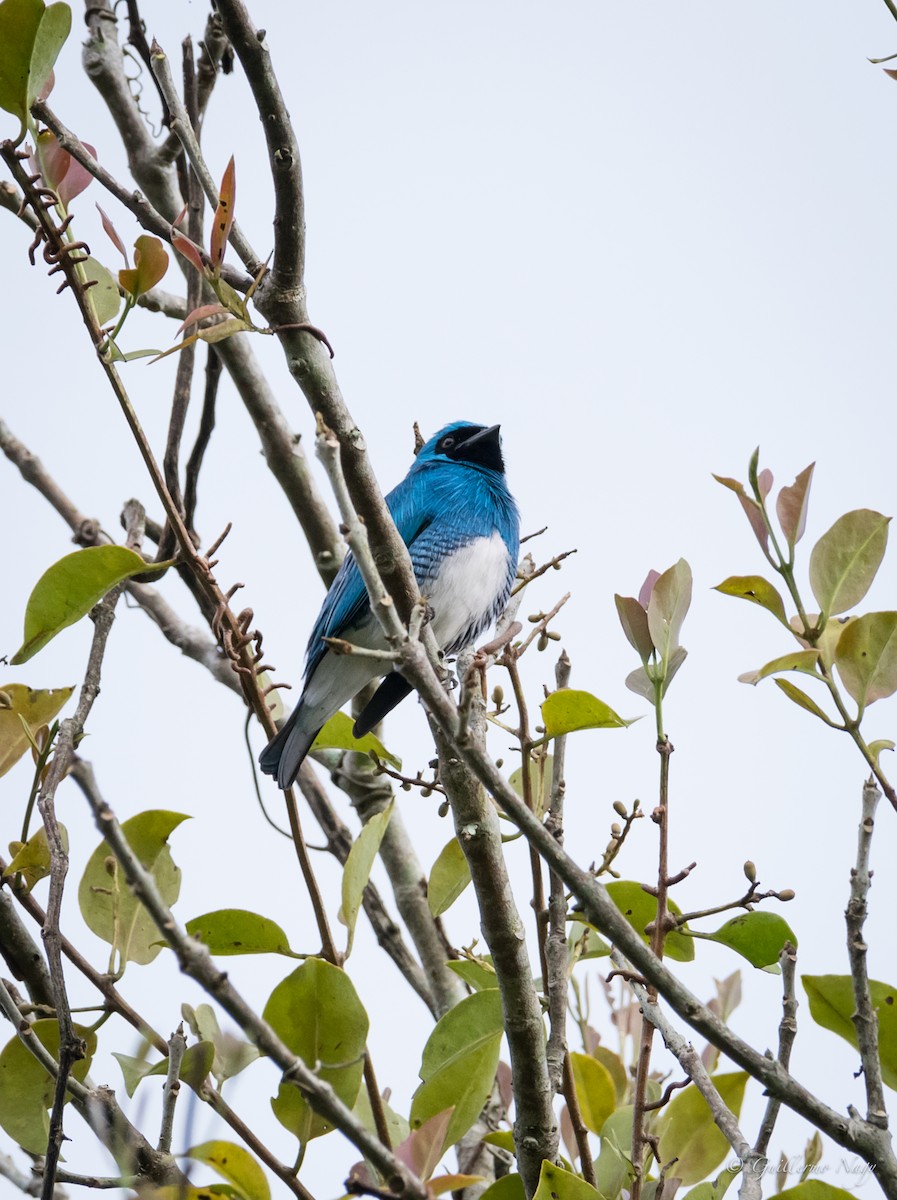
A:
[259, 708, 321, 790]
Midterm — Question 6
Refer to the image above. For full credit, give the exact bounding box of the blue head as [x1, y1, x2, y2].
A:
[414, 421, 507, 476]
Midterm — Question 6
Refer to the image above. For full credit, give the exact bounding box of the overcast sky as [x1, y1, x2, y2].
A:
[3, 2, 897, 1196]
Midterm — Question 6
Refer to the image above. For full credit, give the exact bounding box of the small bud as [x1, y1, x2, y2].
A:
[613, 800, 627, 817]
[528, 613, 542, 624]
[495, 757, 504, 769]
[402, 781, 412, 791]
[422, 788, 432, 798]
[611, 823, 622, 837]
[537, 633, 548, 652]
[743, 860, 756, 883]
[438, 800, 450, 818]
[104, 855, 118, 878]
[547, 630, 561, 641]
[778, 888, 795, 902]
[492, 685, 504, 706]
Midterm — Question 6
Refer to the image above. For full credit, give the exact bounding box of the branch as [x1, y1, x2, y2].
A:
[847, 779, 888, 1127]
[754, 941, 798, 1157]
[157, 1024, 186, 1154]
[73, 773, 428, 1199]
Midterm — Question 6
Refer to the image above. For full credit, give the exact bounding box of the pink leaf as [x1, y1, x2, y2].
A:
[175, 303, 229, 335]
[394, 1108, 454, 1181]
[171, 227, 207, 274]
[97, 204, 129, 265]
[57, 142, 96, 206]
[638, 569, 661, 610]
[776, 463, 815, 549]
[757, 468, 773, 500]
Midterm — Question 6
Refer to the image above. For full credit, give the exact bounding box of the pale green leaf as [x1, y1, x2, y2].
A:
[541, 689, 635, 737]
[4, 822, 67, 891]
[713, 575, 787, 625]
[737, 650, 820, 686]
[0, 1019, 95, 1153]
[311, 710, 401, 769]
[705, 912, 797, 970]
[682, 1165, 741, 1200]
[777, 1183, 864, 1200]
[509, 753, 554, 818]
[0, 683, 72, 777]
[83, 255, 122, 325]
[646, 558, 692, 667]
[657, 1073, 749, 1184]
[26, 1, 70, 109]
[569, 1050, 615, 1134]
[533, 1160, 604, 1200]
[773, 678, 839, 727]
[615, 594, 654, 663]
[802, 975, 897, 1090]
[428, 837, 472, 917]
[11, 546, 153, 664]
[809, 510, 890, 619]
[186, 1141, 270, 1200]
[185, 909, 300, 957]
[606, 880, 694, 962]
[341, 801, 393, 955]
[834, 612, 897, 708]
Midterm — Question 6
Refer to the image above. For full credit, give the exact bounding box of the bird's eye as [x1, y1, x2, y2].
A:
[442, 436, 455, 450]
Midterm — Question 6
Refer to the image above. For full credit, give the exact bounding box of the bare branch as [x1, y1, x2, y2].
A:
[157, 1025, 186, 1154]
[754, 941, 799, 1157]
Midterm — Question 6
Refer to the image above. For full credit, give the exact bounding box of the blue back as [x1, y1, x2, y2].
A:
[305, 422, 519, 678]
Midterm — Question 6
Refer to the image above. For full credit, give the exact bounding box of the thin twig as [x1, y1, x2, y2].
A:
[158, 1024, 186, 1154]
[754, 941, 798, 1157]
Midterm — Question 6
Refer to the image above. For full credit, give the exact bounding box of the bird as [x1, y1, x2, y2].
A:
[260, 421, 520, 789]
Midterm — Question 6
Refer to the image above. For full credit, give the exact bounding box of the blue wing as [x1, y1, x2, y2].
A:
[304, 471, 435, 678]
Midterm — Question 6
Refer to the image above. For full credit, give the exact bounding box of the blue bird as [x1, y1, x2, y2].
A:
[260, 421, 520, 789]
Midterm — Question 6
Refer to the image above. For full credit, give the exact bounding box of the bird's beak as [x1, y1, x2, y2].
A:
[447, 424, 504, 472]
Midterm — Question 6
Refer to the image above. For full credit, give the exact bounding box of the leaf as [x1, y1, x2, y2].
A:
[78, 810, 188, 965]
[541, 688, 635, 737]
[480, 1177, 526, 1200]
[119, 235, 169, 299]
[198, 316, 249, 344]
[182, 1003, 259, 1088]
[82, 255, 121, 326]
[171, 224, 207, 273]
[615, 594, 654, 663]
[0, 1019, 96, 1153]
[176, 303, 230, 335]
[777, 1184, 864, 1200]
[657, 1072, 749, 1185]
[4, 823, 67, 891]
[646, 558, 692, 667]
[445, 957, 497, 991]
[114, 1042, 215, 1098]
[714, 476, 770, 556]
[834, 612, 897, 709]
[0, 683, 72, 777]
[211, 155, 236, 271]
[410, 988, 503, 1154]
[592, 1046, 628, 1103]
[185, 909, 300, 957]
[509, 753, 554, 818]
[737, 650, 821, 686]
[776, 464, 815, 549]
[26, 0, 69, 109]
[606, 879, 694, 962]
[429, 1174, 486, 1196]
[354, 1085, 410, 1153]
[594, 1105, 634, 1199]
[45, 134, 94, 207]
[772, 678, 839, 727]
[682, 1166, 741, 1200]
[705, 912, 797, 970]
[569, 1050, 615, 1134]
[186, 1141, 270, 1200]
[533, 1160, 604, 1200]
[341, 801, 393, 955]
[11, 545, 153, 664]
[868, 738, 895, 766]
[310, 710, 401, 769]
[395, 1108, 454, 1181]
[97, 203, 128, 263]
[264, 957, 369, 1144]
[713, 576, 787, 625]
[802, 975, 897, 1090]
[427, 837, 472, 918]
[809, 510, 890, 619]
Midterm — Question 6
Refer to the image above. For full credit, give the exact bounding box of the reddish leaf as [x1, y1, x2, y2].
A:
[96, 204, 128, 265]
[171, 226, 206, 274]
[57, 143, 95, 206]
[175, 303, 229, 336]
[31, 130, 68, 190]
[638, 569, 660, 609]
[757, 468, 773, 500]
[119, 235, 169, 299]
[738, 493, 769, 555]
[615, 594, 654, 663]
[776, 463, 815, 549]
[395, 1108, 454, 1181]
[210, 155, 236, 271]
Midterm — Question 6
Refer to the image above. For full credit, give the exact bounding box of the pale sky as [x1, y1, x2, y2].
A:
[3, 2, 897, 1196]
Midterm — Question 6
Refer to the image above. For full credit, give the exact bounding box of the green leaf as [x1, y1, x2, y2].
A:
[593, 1046, 628, 1103]
[0, 1019, 95, 1152]
[11, 545, 154, 664]
[776, 463, 815, 549]
[509, 753, 554, 818]
[119, 234, 169, 299]
[541, 689, 635, 737]
[353, 1084, 410, 1151]
[737, 650, 820, 686]
[713, 575, 787, 625]
[410, 989, 503, 1154]
[0, 0, 69, 135]
[705, 912, 796, 970]
[657, 1072, 749, 1185]
[310, 710, 401, 769]
[445, 957, 497, 991]
[868, 738, 895, 766]
[182, 1003, 259, 1087]
[646, 558, 692, 668]
[772, 678, 839, 727]
[341, 801, 393, 955]
[4, 823, 67, 891]
[428, 837, 472, 917]
[26, 1, 69, 108]
[834, 612, 897, 708]
[569, 1050, 615, 1134]
[594, 1105, 634, 1199]
[809, 510, 890, 619]
[615, 594, 654, 663]
[185, 909, 300, 958]
[777, 1184, 863, 1200]
[83, 255, 122, 325]
[264, 957, 369, 1144]
[0, 683, 72, 776]
[682, 1165, 741, 1200]
[534, 1160, 604, 1200]
[186, 1141, 270, 1200]
[605, 880, 694, 962]
[78, 810, 188, 965]
[802, 975, 897, 1090]
[480, 1176, 526, 1200]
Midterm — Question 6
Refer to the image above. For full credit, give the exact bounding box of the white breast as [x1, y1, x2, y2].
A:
[425, 532, 512, 653]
